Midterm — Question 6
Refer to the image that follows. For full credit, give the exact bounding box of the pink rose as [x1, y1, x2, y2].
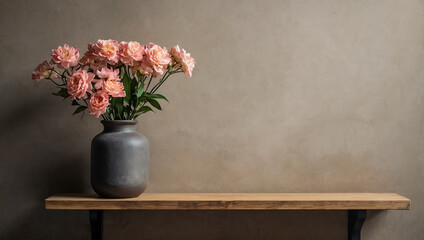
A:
[90, 39, 120, 64]
[66, 69, 94, 99]
[32, 61, 58, 83]
[88, 90, 110, 118]
[142, 43, 171, 77]
[94, 67, 120, 89]
[170, 45, 195, 78]
[103, 80, 126, 97]
[51, 44, 79, 69]
[119, 41, 145, 66]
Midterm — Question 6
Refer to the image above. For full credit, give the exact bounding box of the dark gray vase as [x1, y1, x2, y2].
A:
[91, 120, 149, 198]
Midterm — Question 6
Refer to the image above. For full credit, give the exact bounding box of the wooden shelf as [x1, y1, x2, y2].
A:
[45, 193, 410, 210]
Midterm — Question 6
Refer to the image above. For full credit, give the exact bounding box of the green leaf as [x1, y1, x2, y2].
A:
[135, 71, 143, 81]
[131, 95, 138, 110]
[133, 112, 143, 119]
[52, 88, 70, 99]
[73, 105, 87, 115]
[137, 85, 144, 97]
[138, 106, 154, 113]
[137, 94, 147, 102]
[132, 105, 154, 119]
[121, 70, 132, 102]
[124, 105, 132, 120]
[147, 98, 162, 110]
[71, 100, 79, 106]
[148, 93, 169, 102]
[111, 97, 124, 119]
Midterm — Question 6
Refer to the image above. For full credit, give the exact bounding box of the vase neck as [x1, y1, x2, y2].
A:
[101, 120, 138, 132]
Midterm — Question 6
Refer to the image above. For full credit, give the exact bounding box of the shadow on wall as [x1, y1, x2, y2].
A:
[105, 210, 347, 240]
[0, 93, 92, 239]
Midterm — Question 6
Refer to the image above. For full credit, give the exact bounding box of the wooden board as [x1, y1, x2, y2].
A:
[45, 193, 410, 210]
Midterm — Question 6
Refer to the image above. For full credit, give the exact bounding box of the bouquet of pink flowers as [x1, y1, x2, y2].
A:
[32, 39, 195, 119]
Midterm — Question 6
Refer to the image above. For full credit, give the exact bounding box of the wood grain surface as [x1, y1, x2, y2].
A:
[45, 193, 410, 210]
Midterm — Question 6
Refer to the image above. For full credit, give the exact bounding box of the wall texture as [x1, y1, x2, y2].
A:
[1, 0, 423, 239]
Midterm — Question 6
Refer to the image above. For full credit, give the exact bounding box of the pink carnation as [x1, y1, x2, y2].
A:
[91, 61, 108, 72]
[119, 41, 145, 66]
[80, 49, 95, 64]
[66, 69, 94, 99]
[130, 65, 150, 76]
[88, 90, 110, 118]
[170, 45, 195, 78]
[90, 39, 120, 64]
[94, 67, 120, 89]
[32, 61, 57, 83]
[96, 67, 120, 81]
[103, 80, 126, 97]
[79, 49, 95, 64]
[51, 44, 79, 69]
[80, 49, 108, 72]
[142, 43, 171, 77]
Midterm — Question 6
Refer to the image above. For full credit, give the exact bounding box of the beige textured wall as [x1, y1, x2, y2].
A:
[1, 0, 423, 239]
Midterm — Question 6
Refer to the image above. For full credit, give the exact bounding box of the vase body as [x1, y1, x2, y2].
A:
[91, 120, 149, 198]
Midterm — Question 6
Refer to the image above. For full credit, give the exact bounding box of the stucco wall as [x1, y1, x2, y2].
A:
[1, 0, 423, 239]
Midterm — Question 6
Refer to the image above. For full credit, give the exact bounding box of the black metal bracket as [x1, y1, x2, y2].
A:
[348, 210, 367, 240]
[89, 210, 103, 240]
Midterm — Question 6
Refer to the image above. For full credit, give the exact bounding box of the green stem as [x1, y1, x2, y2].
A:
[150, 74, 168, 93]
[145, 74, 154, 92]
[129, 66, 179, 120]
[81, 98, 88, 106]
[149, 69, 170, 93]
[49, 78, 64, 86]
[150, 71, 174, 94]
[150, 66, 182, 94]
